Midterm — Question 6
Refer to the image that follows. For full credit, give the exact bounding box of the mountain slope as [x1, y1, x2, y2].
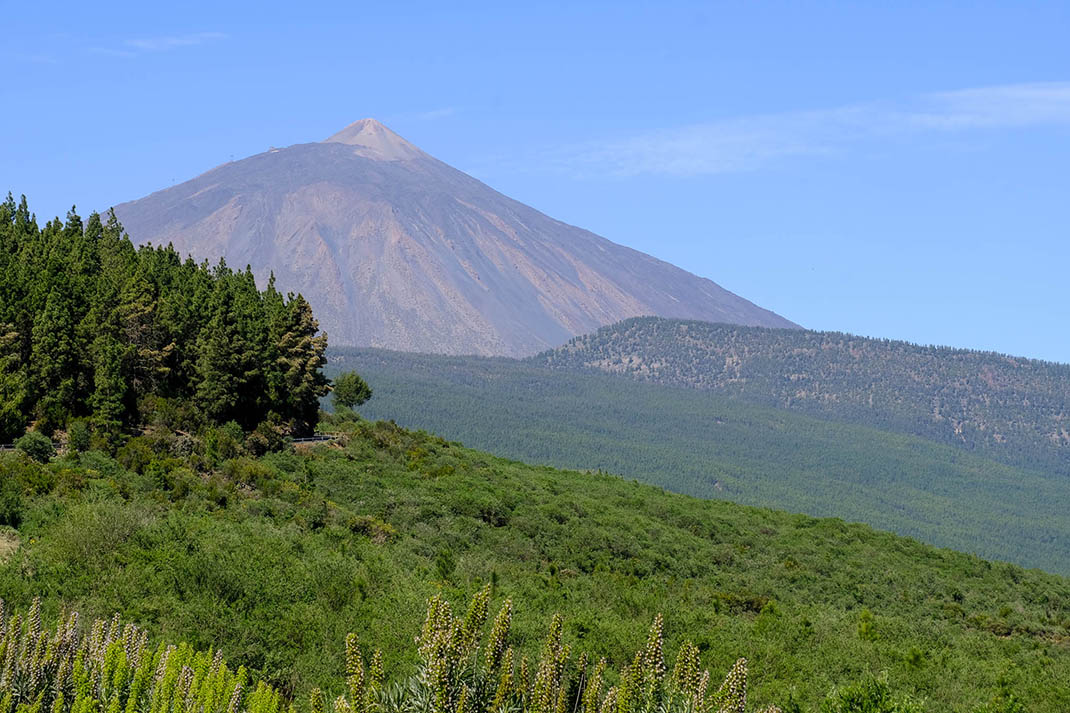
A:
[3, 419, 1070, 710]
[111, 120, 796, 357]
[533, 317, 1070, 476]
[333, 347, 1070, 574]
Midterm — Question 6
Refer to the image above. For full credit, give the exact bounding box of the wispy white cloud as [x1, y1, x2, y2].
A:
[125, 31, 227, 52]
[541, 82, 1070, 177]
[416, 107, 458, 121]
[910, 83, 1070, 129]
[91, 31, 227, 59]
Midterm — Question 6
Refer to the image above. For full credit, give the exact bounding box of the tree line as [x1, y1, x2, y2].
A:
[0, 194, 330, 444]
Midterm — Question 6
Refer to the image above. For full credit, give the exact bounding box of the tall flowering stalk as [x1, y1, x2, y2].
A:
[372, 589, 776, 713]
[2, 592, 779, 713]
[0, 598, 282, 713]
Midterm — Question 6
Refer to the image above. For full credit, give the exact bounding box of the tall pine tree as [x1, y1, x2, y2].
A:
[275, 294, 329, 434]
[0, 325, 27, 442]
[29, 287, 76, 432]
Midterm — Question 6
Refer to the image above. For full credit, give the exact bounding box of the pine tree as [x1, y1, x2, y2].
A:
[333, 371, 372, 410]
[229, 267, 272, 424]
[119, 273, 174, 399]
[276, 294, 329, 434]
[29, 287, 76, 432]
[0, 324, 28, 442]
[195, 281, 242, 424]
[90, 333, 128, 434]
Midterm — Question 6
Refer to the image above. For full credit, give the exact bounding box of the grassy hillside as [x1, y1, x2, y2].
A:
[1, 418, 1069, 711]
[533, 317, 1070, 477]
[0, 592, 783, 713]
[334, 348, 1070, 574]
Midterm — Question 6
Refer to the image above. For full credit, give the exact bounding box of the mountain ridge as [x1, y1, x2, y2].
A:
[111, 120, 797, 357]
[533, 316, 1070, 474]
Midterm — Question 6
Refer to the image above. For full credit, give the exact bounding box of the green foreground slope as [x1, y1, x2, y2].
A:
[2, 418, 1068, 711]
[333, 348, 1070, 574]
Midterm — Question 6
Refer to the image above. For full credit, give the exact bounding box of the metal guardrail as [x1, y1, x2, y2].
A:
[292, 433, 343, 444]
[0, 441, 60, 452]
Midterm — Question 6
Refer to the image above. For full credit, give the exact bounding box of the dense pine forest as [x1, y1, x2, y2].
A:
[0, 195, 328, 445]
[335, 348, 1070, 574]
[535, 317, 1070, 477]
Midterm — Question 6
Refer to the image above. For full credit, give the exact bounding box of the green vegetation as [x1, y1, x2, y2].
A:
[534, 317, 1070, 477]
[333, 372, 373, 410]
[14, 431, 54, 463]
[0, 593, 796, 713]
[0, 195, 328, 443]
[2, 195, 1064, 712]
[334, 348, 1070, 574]
[1, 416, 1068, 711]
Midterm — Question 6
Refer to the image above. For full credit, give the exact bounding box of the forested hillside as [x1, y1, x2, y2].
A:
[2, 415, 1068, 711]
[338, 348, 1070, 574]
[534, 317, 1070, 476]
[0, 195, 328, 444]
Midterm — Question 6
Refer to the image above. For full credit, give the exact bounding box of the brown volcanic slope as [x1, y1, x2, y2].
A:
[113, 119, 797, 356]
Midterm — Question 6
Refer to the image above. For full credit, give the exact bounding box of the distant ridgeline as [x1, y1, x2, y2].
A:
[0, 194, 329, 443]
[534, 317, 1070, 476]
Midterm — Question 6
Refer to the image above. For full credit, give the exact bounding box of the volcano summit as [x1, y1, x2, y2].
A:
[113, 119, 796, 356]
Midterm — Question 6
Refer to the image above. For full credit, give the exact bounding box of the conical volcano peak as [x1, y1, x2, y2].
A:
[114, 119, 797, 356]
[323, 118, 426, 160]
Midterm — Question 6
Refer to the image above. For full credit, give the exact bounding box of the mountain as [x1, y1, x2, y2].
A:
[533, 317, 1070, 476]
[332, 346, 1070, 574]
[111, 119, 796, 357]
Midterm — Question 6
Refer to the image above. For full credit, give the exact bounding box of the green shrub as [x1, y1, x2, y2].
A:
[973, 693, 1026, 713]
[203, 421, 245, 463]
[820, 675, 923, 712]
[143, 456, 187, 490]
[76, 450, 127, 480]
[858, 608, 879, 641]
[0, 471, 22, 527]
[66, 418, 91, 453]
[347, 514, 398, 543]
[0, 452, 53, 495]
[53, 466, 88, 495]
[89, 422, 124, 454]
[15, 430, 54, 463]
[245, 417, 290, 456]
[222, 457, 278, 489]
[116, 436, 155, 474]
[435, 547, 456, 580]
[166, 467, 198, 500]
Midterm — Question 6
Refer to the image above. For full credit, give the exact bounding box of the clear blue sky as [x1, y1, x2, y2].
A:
[4, 1, 1068, 362]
